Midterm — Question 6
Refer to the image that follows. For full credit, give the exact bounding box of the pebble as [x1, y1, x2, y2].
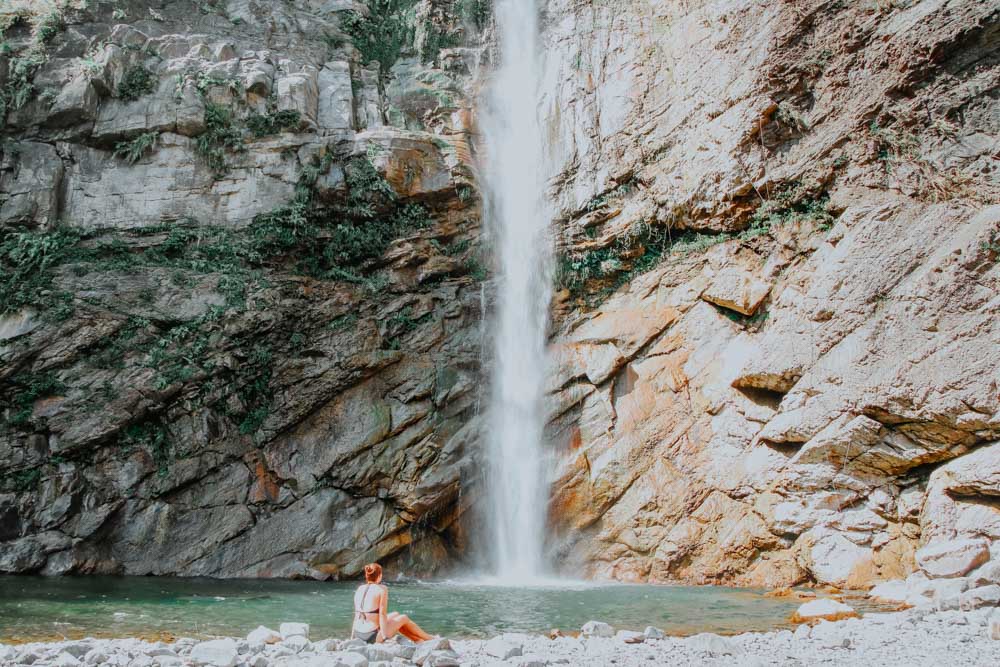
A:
[5, 608, 1000, 667]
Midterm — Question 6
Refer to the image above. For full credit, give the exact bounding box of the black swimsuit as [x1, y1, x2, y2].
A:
[354, 584, 380, 644]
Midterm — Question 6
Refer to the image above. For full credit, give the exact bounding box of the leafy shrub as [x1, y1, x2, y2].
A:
[0, 227, 81, 316]
[35, 11, 65, 43]
[246, 108, 301, 137]
[119, 420, 172, 477]
[195, 102, 245, 175]
[5, 372, 66, 425]
[113, 132, 158, 164]
[456, 0, 491, 30]
[341, 0, 417, 85]
[117, 65, 157, 101]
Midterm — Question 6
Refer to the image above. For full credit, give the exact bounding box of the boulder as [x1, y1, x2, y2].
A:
[972, 561, 1000, 587]
[916, 538, 990, 578]
[53, 653, 81, 667]
[483, 636, 522, 659]
[279, 622, 310, 640]
[791, 599, 858, 623]
[190, 639, 238, 667]
[960, 584, 1000, 611]
[580, 621, 614, 638]
[412, 638, 451, 665]
[643, 626, 665, 640]
[615, 630, 645, 643]
[868, 579, 908, 603]
[283, 635, 311, 653]
[423, 651, 460, 667]
[247, 626, 281, 644]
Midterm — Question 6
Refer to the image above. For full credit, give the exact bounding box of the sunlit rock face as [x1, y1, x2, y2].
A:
[541, 0, 1000, 588]
[0, 0, 487, 578]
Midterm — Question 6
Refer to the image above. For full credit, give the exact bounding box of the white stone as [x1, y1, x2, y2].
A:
[332, 652, 368, 667]
[580, 621, 614, 638]
[247, 626, 282, 644]
[53, 653, 81, 667]
[412, 638, 451, 665]
[190, 639, 238, 667]
[686, 633, 741, 656]
[643, 626, 664, 640]
[916, 538, 991, 578]
[960, 585, 1000, 611]
[279, 622, 310, 640]
[484, 636, 522, 659]
[283, 635, 311, 653]
[794, 598, 856, 621]
[990, 611, 1000, 640]
[809, 621, 851, 649]
[869, 579, 908, 603]
[423, 650, 460, 667]
[971, 561, 1000, 587]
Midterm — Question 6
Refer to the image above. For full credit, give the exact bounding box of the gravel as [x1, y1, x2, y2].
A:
[2, 607, 999, 666]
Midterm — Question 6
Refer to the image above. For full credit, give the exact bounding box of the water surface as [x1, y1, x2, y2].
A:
[0, 576, 813, 643]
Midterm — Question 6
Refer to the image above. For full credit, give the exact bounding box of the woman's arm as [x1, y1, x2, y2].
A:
[378, 585, 391, 638]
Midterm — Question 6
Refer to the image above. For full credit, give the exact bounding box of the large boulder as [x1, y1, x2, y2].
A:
[916, 539, 990, 578]
[190, 639, 238, 667]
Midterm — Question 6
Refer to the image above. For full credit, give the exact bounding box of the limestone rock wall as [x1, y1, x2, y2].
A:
[542, 0, 1000, 589]
[0, 0, 488, 578]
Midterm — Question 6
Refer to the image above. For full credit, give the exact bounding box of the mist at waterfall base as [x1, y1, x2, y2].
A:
[478, 0, 555, 584]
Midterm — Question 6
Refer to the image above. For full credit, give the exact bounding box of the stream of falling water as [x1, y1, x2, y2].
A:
[481, 0, 553, 582]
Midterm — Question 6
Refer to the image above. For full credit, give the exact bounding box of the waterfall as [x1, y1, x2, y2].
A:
[480, 0, 552, 582]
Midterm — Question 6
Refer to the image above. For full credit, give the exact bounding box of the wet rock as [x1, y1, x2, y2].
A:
[791, 599, 858, 623]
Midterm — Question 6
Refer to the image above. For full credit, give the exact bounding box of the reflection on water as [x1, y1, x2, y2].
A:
[0, 576, 809, 642]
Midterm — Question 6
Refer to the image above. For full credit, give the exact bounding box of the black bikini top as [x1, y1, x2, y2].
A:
[355, 583, 380, 616]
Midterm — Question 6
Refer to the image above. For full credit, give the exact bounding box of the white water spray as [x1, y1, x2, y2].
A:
[480, 0, 552, 582]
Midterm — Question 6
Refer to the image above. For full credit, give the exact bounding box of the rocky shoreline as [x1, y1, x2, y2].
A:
[3, 605, 999, 667]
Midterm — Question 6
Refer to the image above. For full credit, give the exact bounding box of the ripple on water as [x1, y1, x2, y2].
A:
[0, 575, 811, 643]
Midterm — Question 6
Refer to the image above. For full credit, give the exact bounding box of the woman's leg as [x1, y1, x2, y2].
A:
[383, 612, 433, 642]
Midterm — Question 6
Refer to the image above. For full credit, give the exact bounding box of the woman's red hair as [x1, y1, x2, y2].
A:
[364, 563, 382, 583]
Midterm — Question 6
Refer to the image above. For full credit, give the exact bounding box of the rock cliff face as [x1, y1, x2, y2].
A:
[1, 0, 999, 592]
[541, 0, 1000, 589]
[0, 0, 487, 578]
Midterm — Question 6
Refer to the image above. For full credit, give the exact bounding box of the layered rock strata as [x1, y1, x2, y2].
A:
[542, 0, 1000, 590]
[0, 0, 486, 578]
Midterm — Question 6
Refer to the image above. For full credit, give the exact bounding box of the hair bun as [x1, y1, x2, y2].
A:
[363, 563, 382, 583]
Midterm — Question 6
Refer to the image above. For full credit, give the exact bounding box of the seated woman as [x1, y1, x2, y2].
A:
[351, 563, 434, 644]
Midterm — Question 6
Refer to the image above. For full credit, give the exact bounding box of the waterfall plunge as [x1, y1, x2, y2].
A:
[481, 0, 552, 582]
